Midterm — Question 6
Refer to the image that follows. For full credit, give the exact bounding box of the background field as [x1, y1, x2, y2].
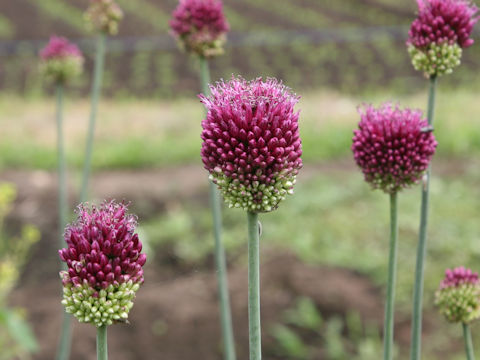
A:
[1, 1, 480, 359]
[1, 0, 480, 97]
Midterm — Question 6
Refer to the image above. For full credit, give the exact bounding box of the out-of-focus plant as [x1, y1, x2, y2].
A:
[352, 103, 437, 360]
[0, 183, 40, 360]
[170, 2, 236, 359]
[407, 2, 479, 358]
[435, 266, 480, 360]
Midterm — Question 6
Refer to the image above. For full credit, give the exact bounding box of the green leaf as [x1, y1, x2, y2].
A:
[0, 307, 38, 352]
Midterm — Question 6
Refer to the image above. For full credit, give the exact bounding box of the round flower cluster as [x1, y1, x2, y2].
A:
[407, 0, 479, 77]
[435, 267, 480, 324]
[200, 77, 302, 213]
[170, 0, 230, 58]
[85, 0, 123, 35]
[59, 201, 146, 327]
[39, 36, 83, 84]
[352, 103, 437, 194]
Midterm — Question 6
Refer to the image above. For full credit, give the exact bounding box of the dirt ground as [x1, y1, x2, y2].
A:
[1, 161, 454, 359]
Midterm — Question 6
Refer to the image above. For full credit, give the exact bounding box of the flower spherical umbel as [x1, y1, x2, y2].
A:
[85, 0, 123, 35]
[352, 103, 437, 194]
[170, 0, 230, 58]
[435, 267, 480, 324]
[40, 36, 84, 84]
[59, 201, 146, 327]
[200, 77, 302, 213]
[407, 0, 479, 77]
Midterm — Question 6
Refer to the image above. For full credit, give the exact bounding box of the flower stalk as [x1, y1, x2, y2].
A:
[383, 192, 399, 360]
[80, 33, 107, 202]
[410, 75, 437, 360]
[55, 83, 67, 255]
[199, 56, 236, 360]
[97, 325, 108, 360]
[55, 83, 73, 360]
[463, 323, 476, 360]
[247, 211, 261, 360]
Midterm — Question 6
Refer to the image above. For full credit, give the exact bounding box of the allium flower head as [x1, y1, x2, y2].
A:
[39, 36, 83, 84]
[435, 266, 480, 324]
[200, 76, 302, 213]
[170, 0, 230, 58]
[85, 0, 123, 35]
[407, 0, 479, 76]
[352, 103, 437, 194]
[59, 201, 146, 327]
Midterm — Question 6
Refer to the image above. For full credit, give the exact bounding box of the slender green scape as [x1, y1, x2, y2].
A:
[383, 192, 399, 360]
[410, 75, 437, 360]
[55, 83, 73, 360]
[97, 325, 108, 360]
[80, 33, 107, 202]
[58, 32, 107, 360]
[199, 56, 237, 360]
[463, 323, 476, 360]
[247, 211, 261, 360]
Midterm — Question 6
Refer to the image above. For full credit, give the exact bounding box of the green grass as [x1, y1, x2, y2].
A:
[1, 88, 479, 170]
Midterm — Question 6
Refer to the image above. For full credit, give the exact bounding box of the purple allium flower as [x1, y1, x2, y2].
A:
[40, 36, 82, 60]
[170, 0, 230, 58]
[85, 0, 123, 35]
[352, 103, 437, 194]
[59, 201, 146, 327]
[200, 76, 302, 213]
[39, 36, 84, 84]
[435, 266, 480, 324]
[407, 0, 479, 76]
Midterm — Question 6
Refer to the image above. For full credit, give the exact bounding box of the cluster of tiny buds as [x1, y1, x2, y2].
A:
[39, 36, 84, 84]
[85, 0, 123, 35]
[435, 266, 480, 324]
[352, 103, 437, 194]
[407, 0, 479, 76]
[59, 201, 146, 326]
[200, 76, 302, 212]
[169, 0, 230, 57]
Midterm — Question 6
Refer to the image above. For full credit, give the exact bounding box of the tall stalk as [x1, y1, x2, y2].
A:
[55, 83, 68, 252]
[199, 56, 237, 360]
[55, 83, 72, 360]
[383, 192, 399, 360]
[410, 75, 437, 360]
[80, 33, 107, 202]
[97, 325, 108, 360]
[463, 323, 475, 360]
[247, 211, 261, 360]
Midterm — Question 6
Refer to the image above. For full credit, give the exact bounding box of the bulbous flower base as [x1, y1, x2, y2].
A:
[41, 56, 84, 84]
[435, 283, 480, 324]
[61, 278, 140, 327]
[408, 42, 462, 77]
[210, 172, 296, 213]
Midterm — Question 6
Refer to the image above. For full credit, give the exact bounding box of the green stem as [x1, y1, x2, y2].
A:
[383, 192, 399, 360]
[463, 323, 475, 360]
[55, 83, 72, 360]
[199, 55, 211, 95]
[97, 325, 108, 360]
[247, 211, 261, 360]
[55, 83, 68, 252]
[410, 75, 437, 360]
[80, 33, 107, 203]
[56, 313, 72, 360]
[200, 56, 236, 360]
